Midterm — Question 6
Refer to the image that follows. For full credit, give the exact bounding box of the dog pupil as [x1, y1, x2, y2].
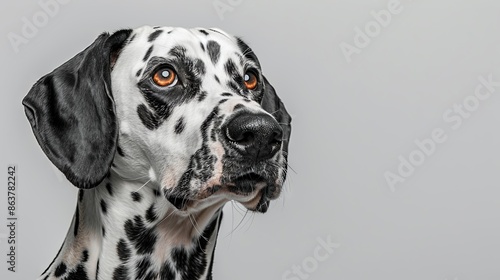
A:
[162, 70, 170, 78]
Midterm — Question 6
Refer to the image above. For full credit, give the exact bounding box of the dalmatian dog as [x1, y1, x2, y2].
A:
[23, 26, 291, 280]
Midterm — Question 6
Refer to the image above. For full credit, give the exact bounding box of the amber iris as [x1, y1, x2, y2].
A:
[244, 71, 258, 90]
[153, 68, 177, 87]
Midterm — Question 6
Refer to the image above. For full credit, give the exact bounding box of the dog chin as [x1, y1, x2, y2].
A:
[215, 178, 282, 213]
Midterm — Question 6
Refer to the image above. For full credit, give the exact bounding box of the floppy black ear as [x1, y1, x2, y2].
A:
[22, 29, 132, 189]
[261, 77, 292, 153]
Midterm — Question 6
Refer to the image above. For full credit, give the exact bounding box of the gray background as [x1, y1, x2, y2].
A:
[2, 0, 500, 279]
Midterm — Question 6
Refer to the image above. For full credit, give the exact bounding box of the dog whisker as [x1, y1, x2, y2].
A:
[134, 179, 151, 193]
[189, 214, 204, 240]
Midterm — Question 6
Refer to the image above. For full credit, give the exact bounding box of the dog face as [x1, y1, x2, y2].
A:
[22, 26, 291, 213]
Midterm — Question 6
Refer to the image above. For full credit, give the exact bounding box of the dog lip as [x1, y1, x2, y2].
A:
[233, 172, 267, 184]
[238, 189, 270, 213]
[229, 172, 267, 194]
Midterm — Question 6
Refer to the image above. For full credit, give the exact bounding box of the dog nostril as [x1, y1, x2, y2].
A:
[270, 131, 282, 145]
[230, 131, 255, 145]
[226, 124, 253, 143]
[224, 111, 283, 160]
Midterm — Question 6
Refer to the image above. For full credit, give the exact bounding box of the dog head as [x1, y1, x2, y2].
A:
[23, 26, 291, 213]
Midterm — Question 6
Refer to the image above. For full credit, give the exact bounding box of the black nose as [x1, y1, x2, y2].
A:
[224, 111, 283, 161]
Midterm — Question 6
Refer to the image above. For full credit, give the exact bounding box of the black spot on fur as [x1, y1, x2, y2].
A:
[102, 226, 106, 237]
[198, 91, 208, 102]
[218, 99, 228, 104]
[81, 250, 89, 263]
[96, 260, 100, 280]
[169, 45, 187, 58]
[117, 144, 125, 157]
[100, 199, 108, 214]
[171, 247, 188, 272]
[152, 188, 161, 197]
[146, 204, 158, 223]
[78, 189, 84, 202]
[112, 265, 129, 280]
[136, 69, 142, 77]
[74, 206, 79, 237]
[135, 257, 152, 280]
[143, 46, 153, 62]
[124, 215, 157, 255]
[224, 59, 238, 78]
[207, 40, 221, 65]
[148, 29, 164, 42]
[54, 262, 67, 277]
[200, 42, 205, 52]
[224, 59, 244, 93]
[145, 271, 159, 280]
[131, 191, 142, 202]
[214, 75, 220, 84]
[63, 265, 88, 280]
[106, 183, 113, 196]
[221, 92, 233, 97]
[233, 104, 245, 111]
[160, 262, 176, 279]
[129, 34, 136, 43]
[174, 117, 185, 134]
[195, 58, 206, 76]
[137, 104, 161, 130]
[199, 29, 209, 36]
[211, 115, 224, 142]
[117, 239, 131, 262]
[227, 81, 241, 94]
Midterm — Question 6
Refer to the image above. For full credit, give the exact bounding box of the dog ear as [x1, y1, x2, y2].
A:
[22, 29, 132, 189]
[261, 77, 292, 154]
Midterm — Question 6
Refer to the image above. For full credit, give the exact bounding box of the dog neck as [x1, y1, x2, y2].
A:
[39, 170, 224, 280]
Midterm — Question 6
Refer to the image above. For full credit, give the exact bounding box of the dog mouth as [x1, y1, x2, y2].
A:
[164, 172, 278, 213]
[225, 172, 278, 213]
[230, 173, 267, 195]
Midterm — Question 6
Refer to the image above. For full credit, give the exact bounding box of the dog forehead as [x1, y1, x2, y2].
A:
[126, 26, 242, 58]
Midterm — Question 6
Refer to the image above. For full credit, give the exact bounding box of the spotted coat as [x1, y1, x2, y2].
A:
[23, 26, 292, 280]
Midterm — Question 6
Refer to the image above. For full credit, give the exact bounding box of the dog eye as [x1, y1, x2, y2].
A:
[244, 71, 258, 90]
[152, 67, 178, 87]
